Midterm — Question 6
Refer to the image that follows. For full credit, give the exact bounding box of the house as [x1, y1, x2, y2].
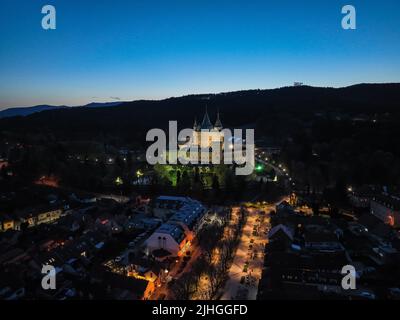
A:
[259, 250, 350, 299]
[276, 201, 294, 214]
[152, 196, 204, 221]
[127, 257, 162, 285]
[152, 196, 189, 220]
[268, 224, 294, 250]
[57, 214, 83, 232]
[70, 193, 97, 204]
[145, 196, 206, 257]
[0, 214, 16, 232]
[368, 244, 398, 266]
[304, 232, 344, 253]
[37, 230, 107, 268]
[370, 194, 400, 228]
[17, 205, 63, 228]
[95, 215, 123, 234]
[129, 217, 162, 231]
[168, 202, 206, 239]
[93, 268, 154, 300]
[348, 186, 375, 208]
[145, 223, 188, 258]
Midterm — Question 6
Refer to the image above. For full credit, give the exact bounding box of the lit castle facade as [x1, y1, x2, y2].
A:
[192, 108, 225, 149]
[160, 107, 252, 173]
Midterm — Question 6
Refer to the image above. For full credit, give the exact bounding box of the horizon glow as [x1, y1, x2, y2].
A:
[0, 0, 400, 109]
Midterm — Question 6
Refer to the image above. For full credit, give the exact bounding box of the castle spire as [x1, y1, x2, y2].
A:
[193, 117, 199, 131]
[214, 109, 223, 130]
[201, 105, 213, 130]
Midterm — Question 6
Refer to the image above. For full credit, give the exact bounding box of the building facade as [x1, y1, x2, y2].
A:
[370, 194, 400, 228]
[146, 196, 207, 257]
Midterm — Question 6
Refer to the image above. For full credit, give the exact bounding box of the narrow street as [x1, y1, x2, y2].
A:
[221, 199, 286, 300]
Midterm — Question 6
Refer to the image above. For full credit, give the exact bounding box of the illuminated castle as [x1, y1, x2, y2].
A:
[163, 107, 249, 167]
[164, 108, 226, 164]
[192, 108, 225, 149]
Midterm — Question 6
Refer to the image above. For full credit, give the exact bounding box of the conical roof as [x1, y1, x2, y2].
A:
[193, 117, 199, 130]
[214, 111, 223, 129]
[201, 107, 213, 130]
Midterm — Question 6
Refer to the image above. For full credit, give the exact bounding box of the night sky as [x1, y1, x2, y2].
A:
[0, 0, 399, 109]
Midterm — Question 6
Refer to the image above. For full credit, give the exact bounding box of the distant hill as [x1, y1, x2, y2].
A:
[0, 105, 68, 119]
[0, 83, 399, 142]
[0, 101, 123, 119]
[81, 101, 123, 109]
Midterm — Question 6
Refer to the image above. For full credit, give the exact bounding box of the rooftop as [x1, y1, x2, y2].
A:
[372, 194, 400, 211]
[156, 223, 185, 243]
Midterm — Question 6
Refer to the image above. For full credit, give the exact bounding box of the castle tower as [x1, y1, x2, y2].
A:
[193, 117, 200, 131]
[192, 107, 225, 151]
[214, 110, 223, 131]
[200, 106, 213, 130]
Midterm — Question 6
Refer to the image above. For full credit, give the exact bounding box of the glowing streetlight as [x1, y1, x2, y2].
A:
[136, 170, 144, 178]
[115, 177, 123, 186]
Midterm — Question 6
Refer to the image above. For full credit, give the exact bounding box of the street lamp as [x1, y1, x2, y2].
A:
[136, 170, 144, 178]
[115, 177, 123, 186]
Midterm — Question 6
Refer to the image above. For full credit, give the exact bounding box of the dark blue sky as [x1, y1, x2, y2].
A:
[0, 0, 399, 109]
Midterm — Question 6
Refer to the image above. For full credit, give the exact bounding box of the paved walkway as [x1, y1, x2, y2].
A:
[221, 207, 270, 300]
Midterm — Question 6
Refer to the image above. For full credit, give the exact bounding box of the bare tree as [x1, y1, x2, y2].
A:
[170, 272, 196, 300]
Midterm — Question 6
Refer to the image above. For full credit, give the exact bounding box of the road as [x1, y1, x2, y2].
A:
[256, 154, 288, 178]
[220, 200, 285, 300]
